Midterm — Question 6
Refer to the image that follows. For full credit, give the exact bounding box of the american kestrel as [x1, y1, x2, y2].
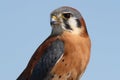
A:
[17, 6, 91, 80]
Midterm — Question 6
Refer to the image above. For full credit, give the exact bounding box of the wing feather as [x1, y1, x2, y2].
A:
[30, 39, 64, 80]
[17, 37, 64, 80]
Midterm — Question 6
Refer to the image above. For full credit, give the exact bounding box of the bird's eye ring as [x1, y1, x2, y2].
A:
[63, 13, 71, 19]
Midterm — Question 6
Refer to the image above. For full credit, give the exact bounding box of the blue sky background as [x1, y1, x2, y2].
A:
[0, 0, 120, 80]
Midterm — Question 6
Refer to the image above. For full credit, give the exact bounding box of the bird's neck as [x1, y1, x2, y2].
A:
[51, 26, 63, 36]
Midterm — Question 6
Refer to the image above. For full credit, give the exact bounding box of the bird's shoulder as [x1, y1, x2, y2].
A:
[28, 36, 63, 68]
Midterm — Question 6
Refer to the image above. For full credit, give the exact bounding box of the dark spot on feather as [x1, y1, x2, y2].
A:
[65, 63, 67, 66]
[55, 57, 57, 60]
[62, 59, 64, 62]
[59, 75, 61, 78]
[51, 75, 54, 78]
[51, 60, 54, 63]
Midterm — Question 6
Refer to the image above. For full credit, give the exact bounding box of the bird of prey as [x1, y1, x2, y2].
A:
[17, 6, 91, 80]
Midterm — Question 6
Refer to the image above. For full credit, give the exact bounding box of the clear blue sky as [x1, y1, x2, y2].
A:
[0, 0, 120, 80]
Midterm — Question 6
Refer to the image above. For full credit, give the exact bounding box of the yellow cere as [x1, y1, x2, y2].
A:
[52, 16, 57, 20]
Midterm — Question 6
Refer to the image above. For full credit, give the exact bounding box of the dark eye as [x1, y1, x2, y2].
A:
[63, 13, 71, 18]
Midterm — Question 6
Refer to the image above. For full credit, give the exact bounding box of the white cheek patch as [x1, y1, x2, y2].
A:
[68, 17, 81, 34]
[68, 17, 77, 28]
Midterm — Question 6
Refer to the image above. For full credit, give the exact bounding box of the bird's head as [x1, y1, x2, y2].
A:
[50, 6, 88, 36]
